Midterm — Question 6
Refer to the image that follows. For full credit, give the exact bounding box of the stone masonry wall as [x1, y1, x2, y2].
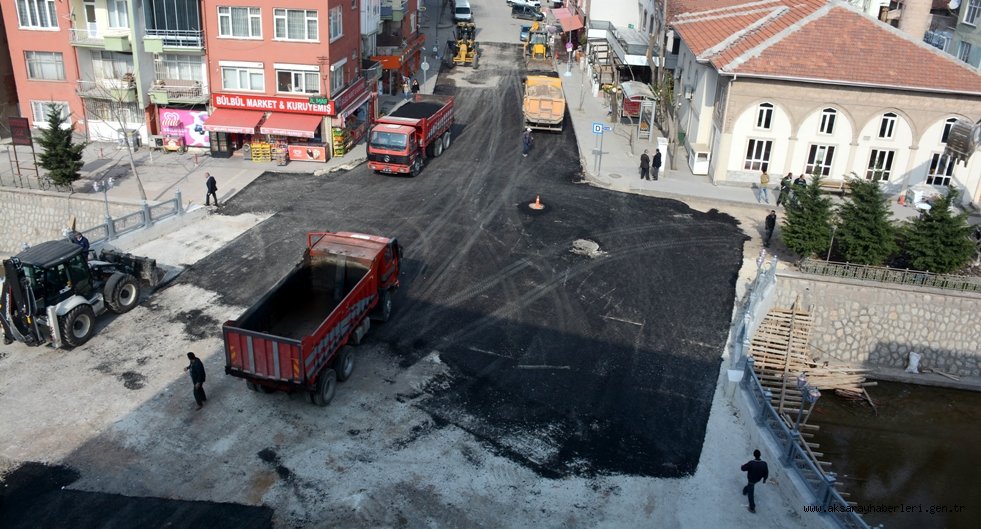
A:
[0, 188, 141, 257]
[774, 271, 981, 377]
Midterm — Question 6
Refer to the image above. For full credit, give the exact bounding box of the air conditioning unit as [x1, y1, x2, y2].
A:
[683, 86, 694, 100]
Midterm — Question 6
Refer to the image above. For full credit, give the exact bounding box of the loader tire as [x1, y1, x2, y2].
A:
[60, 305, 96, 348]
[312, 369, 337, 406]
[105, 272, 141, 314]
[335, 345, 355, 382]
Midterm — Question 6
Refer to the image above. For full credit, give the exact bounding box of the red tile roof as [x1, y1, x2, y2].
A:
[671, 0, 981, 96]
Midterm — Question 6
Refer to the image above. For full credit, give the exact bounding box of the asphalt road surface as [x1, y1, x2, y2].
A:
[0, 43, 747, 528]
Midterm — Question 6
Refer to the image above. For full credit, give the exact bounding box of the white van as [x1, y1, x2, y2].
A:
[454, 0, 473, 22]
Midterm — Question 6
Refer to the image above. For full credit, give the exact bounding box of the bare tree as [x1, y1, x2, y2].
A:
[80, 74, 147, 202]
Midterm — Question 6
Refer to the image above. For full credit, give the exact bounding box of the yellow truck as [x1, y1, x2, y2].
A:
[523, 73, 565, 131]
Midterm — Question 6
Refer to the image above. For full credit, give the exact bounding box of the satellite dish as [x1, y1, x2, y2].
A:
[949, 0, 961, 10]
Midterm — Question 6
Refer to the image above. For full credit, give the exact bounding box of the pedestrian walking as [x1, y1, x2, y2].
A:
[205, 172, 218, 206]
[764, 210, 777, 247]
[741, 449, 769, 513]
[652, 148, 662, 180]
[522, 127, 533, 157]
[639, 149, 651, 180]
[411, 78, 420, 95]
[402, 78, 411, 101]
[184, 352, 207, 410]
[758, 171, 770, 203]
[776, 173, 792, 206]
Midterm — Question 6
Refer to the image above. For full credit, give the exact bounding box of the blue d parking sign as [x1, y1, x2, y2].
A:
[592, 122, 603, 135]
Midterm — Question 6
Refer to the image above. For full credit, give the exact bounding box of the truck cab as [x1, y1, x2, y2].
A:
[368, 124, 421, 175]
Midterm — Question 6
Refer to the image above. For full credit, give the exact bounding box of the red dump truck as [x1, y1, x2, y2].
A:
[367, 95, 455, 176]
[223, 231, 401, 406]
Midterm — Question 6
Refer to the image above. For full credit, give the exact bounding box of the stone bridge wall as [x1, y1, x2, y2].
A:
[774, 271, 981, 377]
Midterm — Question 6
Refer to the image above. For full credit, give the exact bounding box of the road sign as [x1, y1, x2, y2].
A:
[421, 61, 430, 71]
[592, 122, 603, 135]
[603, 125, 612, 131]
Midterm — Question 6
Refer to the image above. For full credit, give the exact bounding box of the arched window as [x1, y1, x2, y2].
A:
[755, 103, 773, 130]
[819, 108, 836, 135]
[941, 117, 958, 144]
[878, 112, 897, 139]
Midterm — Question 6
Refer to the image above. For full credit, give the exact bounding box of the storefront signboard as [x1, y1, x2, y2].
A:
[213, 93, 334, 116]
[158, 108, 210, 147]
[8, 118, 31, 146]
[288, 144, 327, 162]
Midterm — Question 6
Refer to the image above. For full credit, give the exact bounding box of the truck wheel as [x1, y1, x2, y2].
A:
[312, 369, 337, 406]
[434, 137, 444, 157]
[442, 131, 452, 151]
[60, 305, 96, 347]
[104, 273, 141, 314]
[335, 345, 355, 382]
[370, 290, 392, 322]
[246, 381, 259, 392]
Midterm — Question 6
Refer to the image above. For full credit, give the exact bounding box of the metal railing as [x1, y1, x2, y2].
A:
[80, 190, 184, 245]
[76, 79, 137, 101]
[150, 79, 205, 99]
[144, 29, 203, 48]
[729, 252, 778, 366]
[799, 258, 981, 293]
[69, 28, 129, 45]
[742, 358, 872, 529]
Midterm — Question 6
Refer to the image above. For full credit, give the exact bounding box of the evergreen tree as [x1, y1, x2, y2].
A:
[782, 174, 835, 259]
[835, 178, 897, 265]
[904, 187, 975, 273]
[36, 105, 86, 187]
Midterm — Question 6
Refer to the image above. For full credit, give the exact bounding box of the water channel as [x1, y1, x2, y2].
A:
[810, 381, 981, 529]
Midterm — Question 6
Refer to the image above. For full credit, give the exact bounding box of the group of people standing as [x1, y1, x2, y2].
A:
[639, 148, 663, 181]
[758, 171, 808, 206]
[401, 77, 421, 101]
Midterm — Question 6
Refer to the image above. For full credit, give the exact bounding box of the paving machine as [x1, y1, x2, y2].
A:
[1, 240, 163, 348]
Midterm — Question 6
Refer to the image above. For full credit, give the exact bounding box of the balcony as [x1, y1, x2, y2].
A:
[77, 78, 137, 102]
[380, 0, 408, 21]
[362, 60, 383, 85]
[148, 79, 208, 105]
[69, 28, 132, 51]
[143, 29, 204, 52]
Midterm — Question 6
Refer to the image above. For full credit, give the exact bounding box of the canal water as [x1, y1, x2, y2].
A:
[810, 381, 981, 529]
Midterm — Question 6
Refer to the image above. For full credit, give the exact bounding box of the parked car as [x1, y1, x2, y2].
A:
[508, 0, 542, 7]
[512, 5, 544, 20]
[520, 25, 531, 42]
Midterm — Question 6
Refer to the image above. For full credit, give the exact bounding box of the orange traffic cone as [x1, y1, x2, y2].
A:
[529, 195, 544, 210]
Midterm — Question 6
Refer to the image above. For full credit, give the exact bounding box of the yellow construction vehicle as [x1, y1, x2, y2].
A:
[446, 22, 479, 68]
[523, 73, 565, 131]
[523, 22, 552, 71]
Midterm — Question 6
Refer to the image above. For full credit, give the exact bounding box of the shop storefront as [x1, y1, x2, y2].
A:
[329, 79, 375, 157]
[157, 108, 211, 153]
[204, 93, 332, 161]
[371, 33, 425, 96]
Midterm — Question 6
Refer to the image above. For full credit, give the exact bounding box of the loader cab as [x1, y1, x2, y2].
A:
[15, 241, 94, 307]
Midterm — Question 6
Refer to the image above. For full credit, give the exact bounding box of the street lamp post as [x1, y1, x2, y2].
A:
[93, 177, 116, 239]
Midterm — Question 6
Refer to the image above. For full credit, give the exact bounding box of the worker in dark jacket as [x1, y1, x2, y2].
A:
[205, 172, 218, 206]
[185, 352, 207, 410]
[73, 231, 90, 253]
[741, 449, 769, 513]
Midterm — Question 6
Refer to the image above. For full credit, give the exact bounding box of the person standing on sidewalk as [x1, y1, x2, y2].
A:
[402, 78, 411, 101]
[205, 172, 218, 206]
[741, 449, 769, 513]
[411, 78, 420, 95]
[776, 173, 792, 206]
[652, 148, 662, 180]
[639, 149, 651, 180]
[184, 352, 207, 410]
[522, 127, 533, 157]
[764, 210, 777, 247]
[758, 171, 770, 203]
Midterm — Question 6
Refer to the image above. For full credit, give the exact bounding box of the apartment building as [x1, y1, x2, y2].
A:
[0, 6, 20, 134]
[3, 0, 86, 133]
[369, 0, 423, 96]
[203, 1, 372, 160]
[951, 0, 981, 69]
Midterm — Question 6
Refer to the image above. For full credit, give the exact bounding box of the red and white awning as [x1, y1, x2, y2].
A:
[259, 113, 323, 138]
[203, 109, 265, 134]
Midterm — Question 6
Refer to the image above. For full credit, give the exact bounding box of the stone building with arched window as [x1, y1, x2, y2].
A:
[670, 0, 981, 204]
